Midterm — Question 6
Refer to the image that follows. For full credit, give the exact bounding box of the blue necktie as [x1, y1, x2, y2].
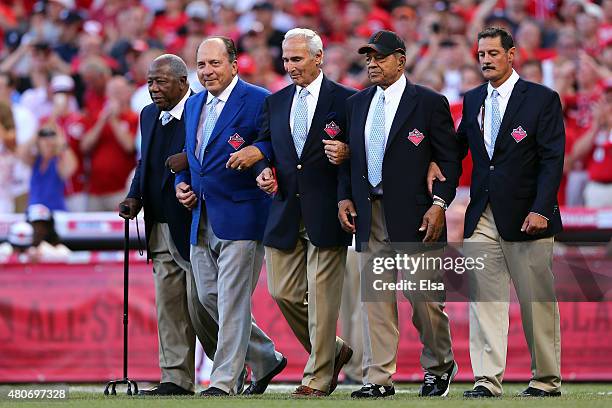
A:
[198, 97, 219, 164]
[160, 111, 172, 126]
[367, 92, 386, 187]
[489, 89, 501, 159]
[292, 88, 309, 158]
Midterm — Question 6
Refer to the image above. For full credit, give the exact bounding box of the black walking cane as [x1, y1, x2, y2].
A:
[104, 204, 139, 396]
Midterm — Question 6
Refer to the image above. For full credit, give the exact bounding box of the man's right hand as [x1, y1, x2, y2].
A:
[166, 152, 188, 173]
[176, 181, 197, 209]
[338, 199, 357, 233]
[119, 197, 142, 219]
[256, 167, 277, 194]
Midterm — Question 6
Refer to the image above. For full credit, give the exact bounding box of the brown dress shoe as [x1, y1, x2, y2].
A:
[291, 385, 327, 397]
[329, 344, 354, 394]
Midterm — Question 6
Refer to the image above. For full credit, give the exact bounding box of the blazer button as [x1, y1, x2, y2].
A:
[362, 175, 366, 179]
[367, 197, 371, 201]
[295, 193, 300, 198]
[297, 164, 302, 170]
[489, 165, 495, 170]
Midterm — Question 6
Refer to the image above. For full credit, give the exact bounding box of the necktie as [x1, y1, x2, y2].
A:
[161, 111, 172, 126]
[198, 97, 220, 164]
[489, 89, 501, 159]
[292, 88, 309, 157]
[367, 92, 386, 187]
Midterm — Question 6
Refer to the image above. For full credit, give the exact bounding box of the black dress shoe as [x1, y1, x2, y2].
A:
[519, 387, 561, 397]
[242, 356, 287, 395]
[351, 383, 395, 398]
[463, 385, 495, 398]
[138, 382, 194, 396]
[200, 386, 229, 397]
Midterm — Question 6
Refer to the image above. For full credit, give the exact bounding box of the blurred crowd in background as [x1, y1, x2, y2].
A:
[0, 0, 610, 217]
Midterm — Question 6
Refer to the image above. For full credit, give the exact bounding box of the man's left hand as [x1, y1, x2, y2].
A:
[521, 212, 548, 235]
[226, 145, 264, 170]
[165, 152, 188, 173]
[322, 140, 350, 165]
[419, 205, 445, 242]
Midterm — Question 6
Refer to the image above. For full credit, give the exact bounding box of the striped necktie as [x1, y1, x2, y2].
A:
[489, 89, 501, 159]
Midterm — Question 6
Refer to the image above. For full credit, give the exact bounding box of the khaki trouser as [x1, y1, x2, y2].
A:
[340, 247, 364, 382]
[359, 199, 454, 386]
[148, 222, 218, 392]
[464, 205, 561, 396]
[266, 222, 347, 393]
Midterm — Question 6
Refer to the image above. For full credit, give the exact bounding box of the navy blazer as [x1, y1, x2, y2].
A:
[457, 78, 564, 241]
[176, 78, 271, 244]
[338, 79, 461, 251]
[253, 75, 355, 249]
[127, 101, 192, 261]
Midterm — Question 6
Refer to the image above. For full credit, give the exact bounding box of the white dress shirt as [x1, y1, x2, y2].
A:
[158, 88, 191, 122]
[364, 74, 406, 194]
[289, 70, 323, 135]
[480, 69, 520, 154]
[195, 75, 239, 156]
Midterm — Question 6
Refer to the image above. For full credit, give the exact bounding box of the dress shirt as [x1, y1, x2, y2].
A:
[289, 70, 323, 135]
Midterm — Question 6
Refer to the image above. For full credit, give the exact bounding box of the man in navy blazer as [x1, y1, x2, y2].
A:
[175, 37, 285, 397]
[337, 31, 461, 398]
[227, 28, 355, 397]
[119, 54, 218, 396]
[454, 27, 563, 398]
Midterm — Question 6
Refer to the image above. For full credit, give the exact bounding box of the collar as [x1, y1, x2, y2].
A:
[206, 75, 239, 105]
[159, 88, 191, 120]
[295, 70, 324, 100]
[375, 74, 406, 104]
[487, 69, 520, 99]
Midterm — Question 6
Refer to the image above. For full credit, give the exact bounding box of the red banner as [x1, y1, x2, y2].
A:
[0, 258, 611, 382]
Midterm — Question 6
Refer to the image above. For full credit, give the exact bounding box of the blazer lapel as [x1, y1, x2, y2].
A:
[355, 87, 376, 171]
[277, 84, 297, 161]
[187, 91, 206, 164]
[140, 105, 159, 180]
[207, 78, 246, 148]
[493, 78, 527, 158]
[474, 84, 488, 160]
[301, 75, 334, 157]
[385, 79, 418, 152]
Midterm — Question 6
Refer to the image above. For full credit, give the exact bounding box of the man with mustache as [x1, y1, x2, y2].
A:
[338, 30, 461, 398]
[432, 27, 564, 398]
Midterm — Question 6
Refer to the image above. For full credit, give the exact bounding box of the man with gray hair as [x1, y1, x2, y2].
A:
[120, 54, 219, 396]
[227, 28, 355, 397]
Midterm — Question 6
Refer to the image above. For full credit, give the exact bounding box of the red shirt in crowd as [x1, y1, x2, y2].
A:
[450, 101, 473, 187]
[587, 129, 612, 183]
[87, 110, 137, 196]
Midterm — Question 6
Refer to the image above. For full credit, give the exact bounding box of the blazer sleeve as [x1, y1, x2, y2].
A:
[127, 158, 142, 199]
[531, 91, 565, 219]
[252, 97, 274, 165]
[430, 95, 461, 204]
[337, 98, 353, 202]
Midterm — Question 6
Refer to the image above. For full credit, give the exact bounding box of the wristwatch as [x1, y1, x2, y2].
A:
[432, 196, 447, 211]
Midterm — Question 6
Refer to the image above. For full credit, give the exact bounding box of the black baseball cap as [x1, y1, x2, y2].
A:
[358, 30, 406, 56]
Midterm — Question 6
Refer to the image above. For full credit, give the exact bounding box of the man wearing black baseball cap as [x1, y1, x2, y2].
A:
[338, 30, 461, 398]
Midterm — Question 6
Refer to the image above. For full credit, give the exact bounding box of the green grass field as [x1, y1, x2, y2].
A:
[1, 383, 611, 407]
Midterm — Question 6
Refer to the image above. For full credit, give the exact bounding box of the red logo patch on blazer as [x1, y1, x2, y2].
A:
[511, 126, 527, 143]
[407, 129, 425, 146]
[324, 121, 341, 138]
[228, 133, 245, 150]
